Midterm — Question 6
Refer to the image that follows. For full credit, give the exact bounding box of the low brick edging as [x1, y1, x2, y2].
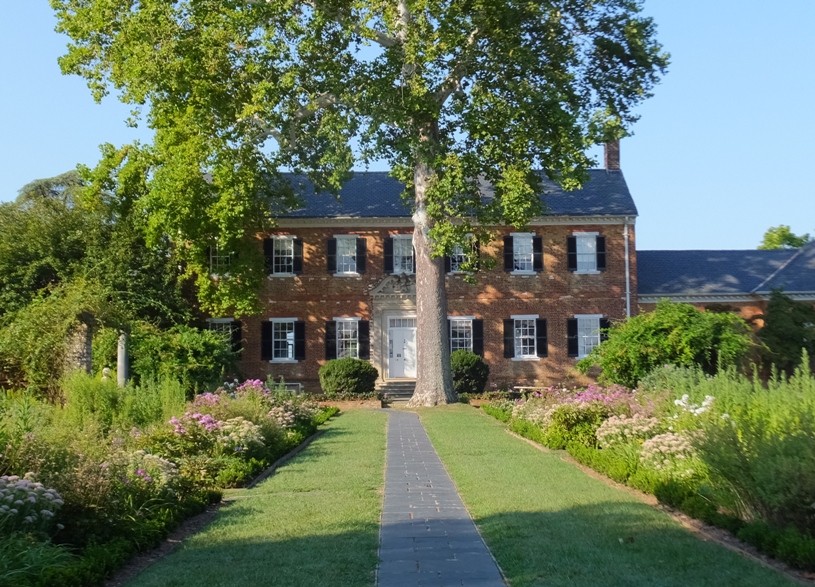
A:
[318, 399, 384, 409]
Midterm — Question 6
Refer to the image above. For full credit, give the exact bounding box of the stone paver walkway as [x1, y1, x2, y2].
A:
[377, 410, 505, 587]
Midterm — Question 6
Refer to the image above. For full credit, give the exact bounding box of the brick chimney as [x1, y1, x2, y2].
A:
[604, 140, 620, 171]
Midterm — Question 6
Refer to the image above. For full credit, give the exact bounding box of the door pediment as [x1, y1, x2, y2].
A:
[371, 274, 416, 298]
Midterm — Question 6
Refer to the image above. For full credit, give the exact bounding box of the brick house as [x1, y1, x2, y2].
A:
[210, 144, 639, 393]
[637, 242, 815, 326]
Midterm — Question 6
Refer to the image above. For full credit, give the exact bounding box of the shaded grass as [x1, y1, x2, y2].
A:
[417, 405, 797, 587]
[126, 410, 388, 587]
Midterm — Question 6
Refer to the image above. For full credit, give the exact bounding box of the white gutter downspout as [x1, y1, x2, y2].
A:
[624, 217, 631, 318]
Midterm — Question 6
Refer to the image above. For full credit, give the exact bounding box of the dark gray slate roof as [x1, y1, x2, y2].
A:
[638, 244, 815, 296]
[282, 169, 637, 218]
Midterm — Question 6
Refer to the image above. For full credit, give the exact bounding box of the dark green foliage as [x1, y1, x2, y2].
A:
[577, 299, 754, 387]
[318, 358, 378, 395]
[758, 291, 815, 374]
[450, 350, 490, 396]
[313, 406, 340, 425]
[509, 418, 547, 445]
[566, 442, 632, 484]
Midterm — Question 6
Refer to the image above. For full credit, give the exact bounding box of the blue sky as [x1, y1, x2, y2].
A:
[1, 2, 812, 250]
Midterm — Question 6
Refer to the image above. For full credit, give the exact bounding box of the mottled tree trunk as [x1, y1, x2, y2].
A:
[406, 159, 456, 407]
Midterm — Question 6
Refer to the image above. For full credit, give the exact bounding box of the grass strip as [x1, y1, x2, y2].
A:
[418, 405, 797, 587]
[126, 410, 388, 587]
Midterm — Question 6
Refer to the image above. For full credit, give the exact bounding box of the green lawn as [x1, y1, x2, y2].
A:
[418, 405, 797, 587]
[126, 410, 388, 587]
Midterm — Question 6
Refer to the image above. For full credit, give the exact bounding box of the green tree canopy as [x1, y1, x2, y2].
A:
[52, 0, 668, 404]
[758, 225, 812, 250]
[576, 300, 753, 388]
[757, 290, 815, 375]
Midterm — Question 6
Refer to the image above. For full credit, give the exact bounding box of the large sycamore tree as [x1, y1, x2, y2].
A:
[53, 0, 667, 406]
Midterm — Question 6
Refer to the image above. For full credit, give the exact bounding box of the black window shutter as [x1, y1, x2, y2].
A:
[325, 321, 337, 360]
[533, 236, 543, 272]
[536, 319, 548, 358]
[294, 321, 306, 360]
[263, 239, 274, 274]
[356, 238, 367, 274]
[503, 319, 515, 358]
[261, 322, 273, 360]
[326, 238, 337, 273]
[472, 319, 484, 357]
[358, 320, 370, 359]
[567, 318, 579, 357]
[231, 321, 243, 354]
[600, 318, 611, 342]
[503, 236, 513, 271]
[472, 241, 481, 271]
[444, 255, 452, 273]
[384, 238, 394, 274]
[567, 236, 577, 272]
[596, 236, 607, 271]
[293, 239, 304, 274]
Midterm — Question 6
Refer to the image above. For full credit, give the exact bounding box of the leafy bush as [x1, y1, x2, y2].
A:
[757, 290, 815, 375]
[450, 350, 490, 396]
[0, 533, 73, 586]
[318, 358, 378, 395]
[576, 299, 753, 387]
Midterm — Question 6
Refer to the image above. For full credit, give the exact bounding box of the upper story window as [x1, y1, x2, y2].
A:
[567, 233, 607, 273]
[264, 236, 304, 276]
[209, 242, 232, 275]
[503, 316, 548, 360]
[385, 235, 414, 275]
[568, 315, 609, 358]
[504, 233, 543, 274]
[327, 236, 367, 275]
[446, 235, 479, 273]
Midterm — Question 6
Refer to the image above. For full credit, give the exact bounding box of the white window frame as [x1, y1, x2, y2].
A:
[511, 233, 535, 275]
[334, 235, 359, 276]
[575, 314, 603, 358]
[449, 234, 474, 274]
[209, 242, 231, 276]
[270, 235, 296, 277]
[511, 314, 539, 361]
[448, 316, 474, 353]
[573, 232, 600, 274]
[334, 317, 361, 359]
[268, 317, 298, 363]
[391, 234, 414, 275]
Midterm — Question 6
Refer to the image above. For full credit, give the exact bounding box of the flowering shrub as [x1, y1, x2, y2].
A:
[267, 406, 296, 429]
[596, 414, 661, 449]
[673, 394, 714, 416]
[639, 432, 696, 478]
[0, 473, 64, 535]
[191, 392, 229, 410]
[234, 379, 269, 397]
[217, 418, 264, 454]
[124, 451, 179, 489]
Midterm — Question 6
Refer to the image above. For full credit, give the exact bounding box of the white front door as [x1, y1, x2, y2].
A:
[388, 326, 417, 379]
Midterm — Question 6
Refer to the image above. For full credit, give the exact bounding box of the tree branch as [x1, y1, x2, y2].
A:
[434, 26, 480, 105]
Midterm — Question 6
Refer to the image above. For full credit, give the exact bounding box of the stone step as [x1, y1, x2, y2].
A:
[377, 381, 416, 400]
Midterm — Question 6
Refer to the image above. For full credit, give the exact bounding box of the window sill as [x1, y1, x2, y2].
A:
[574, 270, 601, 275]
[267, 273, 295, 278]
[269, 359, 298, 364]
[510, 270, 537, 276]
[333, 272, 361, 277]
[512, 356, 540, 361]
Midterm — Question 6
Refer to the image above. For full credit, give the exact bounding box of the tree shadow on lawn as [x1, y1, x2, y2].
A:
[474, 502, 797, 587]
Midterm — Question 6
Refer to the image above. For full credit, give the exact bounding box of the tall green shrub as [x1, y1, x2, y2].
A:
[758, 290, 815, 375]
[576, 299, 753, 387]
[450, 350, 490, 396]
[318, 358, 378, 395]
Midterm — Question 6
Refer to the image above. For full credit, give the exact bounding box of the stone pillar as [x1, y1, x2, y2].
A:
[64, 313, 94, 375]
[117, 331, 129, 387]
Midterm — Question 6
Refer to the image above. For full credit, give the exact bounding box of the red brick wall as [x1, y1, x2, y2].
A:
[239, 221, 636, 391]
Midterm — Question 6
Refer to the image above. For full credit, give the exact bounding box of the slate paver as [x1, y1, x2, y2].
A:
[377, 410, 505, 587]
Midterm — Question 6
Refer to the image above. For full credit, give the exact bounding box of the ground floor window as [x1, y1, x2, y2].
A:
[336, 319, 359, 358]
[449, 318, 473, 353]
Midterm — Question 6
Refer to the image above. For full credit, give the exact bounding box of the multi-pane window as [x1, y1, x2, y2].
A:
[210, 243, 231, 275]
[513, 235, 534, 272]
[208, 319, 233, 338]
[336, 236, 357, 274]
[273, 238, 294, 274]
[449, 318, 473, 353]
[449, 244, 468, 273]
[576, 234, 598, 272]
[393, 237, 414, 274]
[514, 318, 537, 358]
[577, 315, 601, 358]
[273, 320, 296, 360]
[336, 320, 359, 358]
